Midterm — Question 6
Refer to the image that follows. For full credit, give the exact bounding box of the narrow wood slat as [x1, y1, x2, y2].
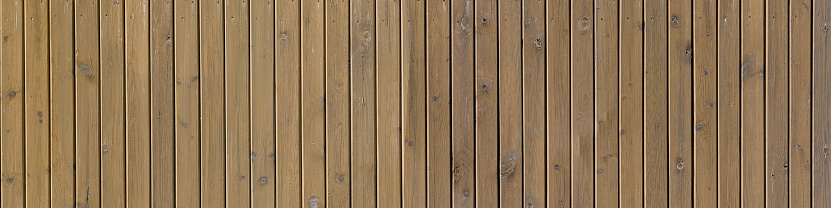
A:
[324, 0, 350, 205]
[224, 0, 250, 206]
[619, 0, 644, 205]
[174, 0, 200, 206]
[1, 0, 25, 206]
[813, 0, 831, 205]
[643, 0, 669, 205]
[150, 0, 175, 206]
[498, 0, 523, 205]
[251, 0, 276, 206]
[377, 0, 402, 206]
[594, 0, 619, 205]
[199, 0, 226, 206]
[766, 0, 789, 205]
[717, 0, 741, 206]
[24, 0, 51, 206]
[301, 0, 325, 206]
[276, 0, 301, 205]
[402, 0, 428, 206]
[451, 0, 475, 206]
[50, 1, 77, 207]
[350, 0, 377, 205]
[546, 0, 571, 205]
[100, 0, 126, 206]
[126, 0, 151, 206]
[668, 0, 693, 205]
[523, 0, 547, 206]
[693, 0, 718, 206]
[75, 0, 101, 206]
[789, 0, 812, 206]
[475, 0, 498, 206]
[427, 0, 451, 206]
[741, 0, 765, 205]
[570, 0, 594, 205]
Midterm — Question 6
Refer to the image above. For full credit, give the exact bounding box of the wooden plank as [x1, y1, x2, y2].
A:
[24, 0, 51, 206]
[451, 0, 474, 206]
[498, 0, 522, 205]
[643, 0, 668, 205]
[741, 0, 765, 205]
[100, 0, 126, 206]
[150, 0, 175, 206]
[75, 0, 101, 206]
[593, 0, 619, 205]
[619, 0, 644, 206]
[50, 1, 77, 207]
[813, 0, 831, 205]
[474, 0, 498, 206]
[199, 0, 226, 206]
[301, 0, 325, 206]
[276, 0, 301, 205]
[692, 0, 717, 205]
[765, 0, 789, 205]
[377, 0, 401, 206]
[224, 0, 250, 206]
[401, 0, 427, 206]
[126, 0, 151, 206]
[350, 0, 377, 204]
[717, 0, 741, 206]
[174, 0, 200, 206]
[324, 0, 350, 205]
[570, 0, 594, 205]
[427, 0, 451, 205]
[668, 0, 693, 205]
[523, 0, 546, 206]
[1, 0, 25, 206]
[789, 0, 812, 206]
[251, 0, 276, 206]
[546, 0, 571, 205]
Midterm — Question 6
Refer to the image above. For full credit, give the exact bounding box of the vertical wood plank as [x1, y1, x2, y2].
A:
[350, 0, 377, 205]
[24, 0, 51, 206]
[693, 0, 718, 206]
[174, 0, 200, 206]
[150, 0, 175, 206]
[813, 0, 831, 205]
[377, 0, 402, 205]
[741, 0, 765, 205]
[126, 0, 151, 206]
[251, 0, 276, 206]
[199, 0, 226, 206]
[224, 0, 250, 207]
[717, 0, 741, 206]
[668, 0, 693, 205]
[75, 0, 101, 206]
[301, 0, 325, 206]
[451, 0, 474, 206]
[523, 0, 547, 206]
[1, 0, 25, 206]
[594, 0, 619, 205]
[766, 0, 789, 205]
[401, 0, 427, 206]
[324, 0, 350, 205]
[789, 0, 812, 206]
[570, 0, 594, 205]
[498, 0, 522, 205]
[643, 0, 669, 205]
[50, 1, 77, 207]
[474, 0, 498, 206]
[100, 0, 126, 206]
[276, 0, 301, 205]
[619, 0, 644, 205]
[427, 0, 451, 205]
[546, 0, 571, 205]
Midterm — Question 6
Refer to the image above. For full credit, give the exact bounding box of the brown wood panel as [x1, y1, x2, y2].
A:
[100, 0, 126, 206]
[75, 0, 101, 207]
[766, 0, 789, 205]
[475, 0, 498, 206]
[498, 0, 523, 206]
[619, 0, 644, 205]
[224, 0, 250, 207]
[545, 0, 570, 205]
[668, 0, 693, 205]
[718, 0, 741, 206]
[523, 0, 547, 206]
[814, 0, 831, 205]
[301, 0, 326, 206]
[570, 0, 594, 205]
[126, 0, 152, 206]
[790, 0, 812, 206]
[1, 0, 25, 206]
[693, 0, 717, 206]
[377, 0, 402, 206]
[251, 0, 276, 206]
[451, 0, 475, 206]
[427, 0, 451, 206]
[200, 0, 226, 207]
[276, 0, 301, 205]
[594, 0, 619, 205]
[643, 0, 669, 205]
[741, 0, 765, 206]
[325, 0, 351, 205]
[402, 0, 428, 206]
[150, 0, 175, 206]
[24, 0, 51, 206]
[50, 1, 77, 207]
[350, 0, 377, 205]
[174, 0, 201, 207]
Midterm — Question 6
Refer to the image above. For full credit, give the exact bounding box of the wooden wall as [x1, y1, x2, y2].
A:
[0, 0, 830, 207]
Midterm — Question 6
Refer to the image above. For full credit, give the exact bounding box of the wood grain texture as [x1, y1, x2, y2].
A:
[199, 0, 226, 206]
[50, 1, 77, 207]
[523, 0, 546, 206]
[325, 0, 351, 205]
[174, 0, 200, 207]
[546, 0, 571, 205]
[402, 0, 428, 206]
[498, 0, 523, 206]
[251, 0, 276, 206]
[668, 0, 693, 206]
[741, 0, 765, 206]
[276, 0, 301, 205]
[718, 0, 741, 206]
[693, 0, 717, 206]
[789, 0, 812, 206]
[350, 0, 377, 205]
[126, 0, 151, 206]
[451, 0, 474, 206]
[475, 0, 498, 206]
[75, 0, 101, 207]
[150, 0, 175, 206]
[593, 0, 619, 205]
[766, 0, 789, 205]
[619, 0, 644, 206]
[100, 0, 126, 206]
[814, 0, 831, 205]
[427, 0, 451, 206]
[24, 0, 51, 206]
[570, 0, 594, 205]
[643, 0, 669, 205]
[1, 0, 25, 206]
[224, 0, 250, 207]
[376, 0, 402, 205]
[301, 0, 326, 206]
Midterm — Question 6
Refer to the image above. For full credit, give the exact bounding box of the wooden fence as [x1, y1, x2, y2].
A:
[1, 0, 830, 207]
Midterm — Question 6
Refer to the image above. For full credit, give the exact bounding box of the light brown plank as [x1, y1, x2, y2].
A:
[619, 0, 644, 205]
[276, 0, 301, 205]
[668, 0, 693, 205]
[377, 0, 402, 206]
[75, 0, 101, 206]
[692, 0, 718, 206]
[401, 0, 427, 206]
[765, 0, 789, 205]
[813, 0, 831, 205]
[350, 0, 377, 205]
[570, 0, 594, 205]
[546, 0, 571, 205]
[741, 0, 765, 206]
[50, 1, 77, 207]
[789, 0, 812, 206]
[199, 0, 226, 206]
[301, 0, 325, 206]
[523, 0, 547, 206]
[100, 0, 126, 206]
[643, 0, 669, 205]
[451, 0, 474, 206]
[224, 0, 250, 206]
[427, 0, 451, 206]
[475, 0, 498, 206]
[174, 0, 200, 206]
[594, 0, 619, 205]
[24, 0, 51, 206]
[498, 0, 522, 205]
[717, 0, 741, 206]
[1, 0, 25, 206]
[251, 0, 276, 206]
[126, 0, 151, 206]
[324, 0, 350, 205]
[150, 0, 175, 206]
